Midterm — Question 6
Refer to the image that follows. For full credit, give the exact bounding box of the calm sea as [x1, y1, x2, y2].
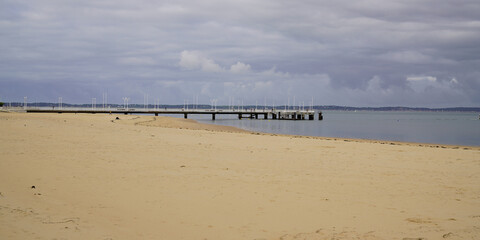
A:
[189, 111, 480, 146]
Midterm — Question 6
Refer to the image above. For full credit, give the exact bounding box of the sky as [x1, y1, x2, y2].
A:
[1, 0, 480, 107]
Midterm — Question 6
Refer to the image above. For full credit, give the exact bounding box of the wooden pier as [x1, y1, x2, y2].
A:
[26, 108, 323, 120]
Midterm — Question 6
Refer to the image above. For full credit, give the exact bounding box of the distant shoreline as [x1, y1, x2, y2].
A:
[2, 103, 480, 112]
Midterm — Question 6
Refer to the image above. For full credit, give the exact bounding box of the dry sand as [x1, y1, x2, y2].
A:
[0, 112, 479, 240]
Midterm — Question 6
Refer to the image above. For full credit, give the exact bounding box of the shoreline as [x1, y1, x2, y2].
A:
[11, 110, 480, 149]
[140, 113, 480, 150]
[1, 112, 479, 239]
[8, 109, 480, 148]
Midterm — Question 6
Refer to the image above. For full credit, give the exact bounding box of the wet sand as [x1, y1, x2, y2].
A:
[1, 112, 479, 239]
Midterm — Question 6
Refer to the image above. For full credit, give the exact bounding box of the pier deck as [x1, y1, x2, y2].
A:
[26, 108, 323, 120]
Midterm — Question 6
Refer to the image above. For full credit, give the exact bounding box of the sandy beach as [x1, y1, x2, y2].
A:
[0, 111, 479, 240]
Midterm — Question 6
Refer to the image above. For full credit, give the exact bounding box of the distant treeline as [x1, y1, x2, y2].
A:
[4, 102, 480, 112]
[312, 106, 480, 112]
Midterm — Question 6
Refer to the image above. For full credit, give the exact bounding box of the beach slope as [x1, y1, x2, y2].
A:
[0, 112, 479, 239]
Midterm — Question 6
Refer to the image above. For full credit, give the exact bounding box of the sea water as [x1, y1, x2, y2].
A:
[190, 111, 480, 146]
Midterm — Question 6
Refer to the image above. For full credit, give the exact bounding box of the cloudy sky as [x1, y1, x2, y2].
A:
[1, 0, 479, 107]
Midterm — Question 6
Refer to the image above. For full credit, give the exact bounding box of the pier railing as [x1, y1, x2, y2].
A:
[25, 107, 323, 120]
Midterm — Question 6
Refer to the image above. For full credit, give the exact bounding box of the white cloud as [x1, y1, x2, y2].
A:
[179, 51, 223, 72]
[230, 62, 251, 73]
[407, 76, 437, 82]
[406, 75, 437, 92]
[260, 66, 290, 78]
[366, 75, 381, 90]
[406, 75, 462, 94]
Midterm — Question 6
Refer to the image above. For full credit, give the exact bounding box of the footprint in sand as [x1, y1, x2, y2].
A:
[405, 218, 433, 224]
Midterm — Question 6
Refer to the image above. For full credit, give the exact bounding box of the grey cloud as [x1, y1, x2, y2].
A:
[1, 0, 479, 107]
